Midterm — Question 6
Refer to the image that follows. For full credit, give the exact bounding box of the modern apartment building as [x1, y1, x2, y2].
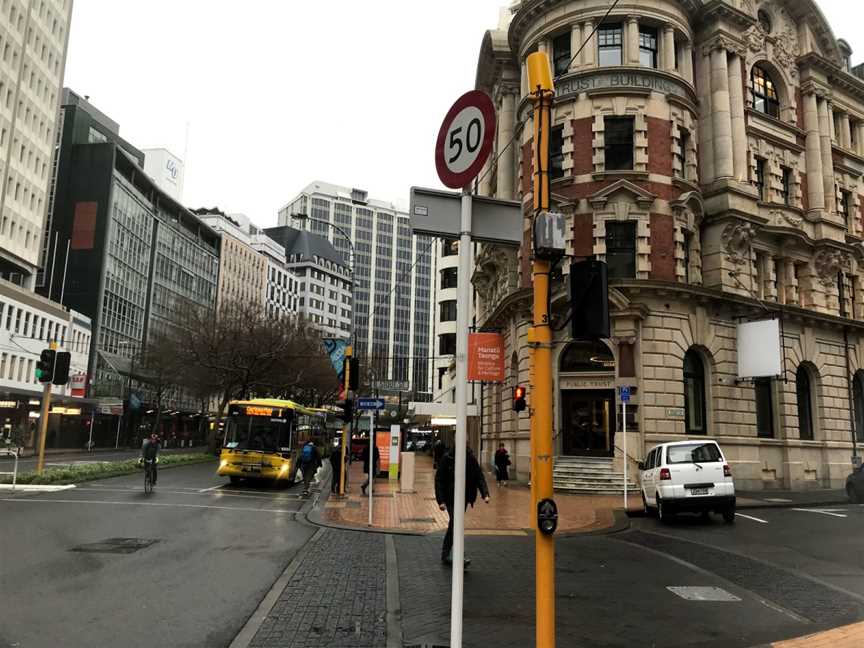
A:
[264, 225, 351, 340]
[249, 224, 298, 319]
[0, 0, 73, 288]
[279, 182, 434, 399]
[471, 0, 864, 490]
[40, 91, 220, 412]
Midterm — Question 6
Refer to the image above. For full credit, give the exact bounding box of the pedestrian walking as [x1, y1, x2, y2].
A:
[434, 445, 490, 566]
[432, 438, 446, 469]
[330, 441, 344, 494]
[494, 443, 511, 487]
[299, 440, 321, 495]
[360, 440, 380, 495]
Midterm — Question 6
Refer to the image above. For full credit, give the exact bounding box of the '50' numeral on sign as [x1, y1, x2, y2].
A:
[448, 117, 482, 164]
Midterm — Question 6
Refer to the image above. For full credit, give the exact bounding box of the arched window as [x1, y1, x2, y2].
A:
[796, 365, 814, 441]
[751, 65, 780, 118]
[559, 341, 614, 372]
[854, 371, 864, 442]
[683, 349, 707, 435]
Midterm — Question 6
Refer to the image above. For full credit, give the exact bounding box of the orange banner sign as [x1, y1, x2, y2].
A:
[468, 332, 505, 382]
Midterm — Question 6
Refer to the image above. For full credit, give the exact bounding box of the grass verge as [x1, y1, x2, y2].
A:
[1, 453, 215, 485]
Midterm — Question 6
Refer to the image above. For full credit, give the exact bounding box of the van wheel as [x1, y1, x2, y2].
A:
[847, 484, 860, 504]
[722, 506, 736, 523]
[657, 496, 672, 523]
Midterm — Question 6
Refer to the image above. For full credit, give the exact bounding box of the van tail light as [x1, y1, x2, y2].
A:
[723, 464, 732, 477]
[659, 468, 671, 481]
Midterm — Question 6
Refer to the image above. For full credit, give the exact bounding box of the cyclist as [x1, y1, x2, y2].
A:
[141, 432, 160, 485]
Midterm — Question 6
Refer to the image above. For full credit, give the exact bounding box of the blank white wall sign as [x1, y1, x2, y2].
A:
[737, 319, 782, 379]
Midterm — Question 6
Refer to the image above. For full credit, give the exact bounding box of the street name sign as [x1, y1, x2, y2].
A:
[409, 186, 522, 245]
[357, 398, 385, 411]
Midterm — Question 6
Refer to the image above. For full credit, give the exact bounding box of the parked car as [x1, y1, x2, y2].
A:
[846, 465, 864, 503]
[639, 440, 736, 523]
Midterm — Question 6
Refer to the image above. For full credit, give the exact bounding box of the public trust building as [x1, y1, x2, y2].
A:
[472, 0, 864, 490]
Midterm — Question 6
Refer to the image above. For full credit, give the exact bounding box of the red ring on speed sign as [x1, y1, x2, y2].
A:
[435, 90, 496, 189]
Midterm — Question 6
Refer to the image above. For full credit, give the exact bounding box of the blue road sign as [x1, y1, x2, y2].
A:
[357, 398, 386, 411]
[619, 386, 630, 403]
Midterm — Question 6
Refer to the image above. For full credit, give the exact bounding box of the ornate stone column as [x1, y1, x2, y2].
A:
[803, 90, 824, 212]
[840, 112, 852, 149]
[496, 92, 516, 200]
[695, 50, 714, 183]
[582, 20, 595, 67]
[626, 16, 640, 65]
[817, 97, 835, 214]
[681, 42, 694, 83]
[662, 26, 675, 71]
[727, 51, 748, 182]
[709, 46, 734, 179]
[570, 23, 582, 69]
[857, 122, 864, 156]
[520, 59, 528, 97]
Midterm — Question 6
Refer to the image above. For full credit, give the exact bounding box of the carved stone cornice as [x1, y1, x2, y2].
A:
[700, 32, 747, 58]
[699, 0, 758, 30]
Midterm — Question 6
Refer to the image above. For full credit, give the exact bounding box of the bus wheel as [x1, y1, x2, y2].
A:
[229, 476, 240, 485]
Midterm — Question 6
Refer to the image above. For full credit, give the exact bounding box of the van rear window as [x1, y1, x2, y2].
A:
[666, 443, 722, 464]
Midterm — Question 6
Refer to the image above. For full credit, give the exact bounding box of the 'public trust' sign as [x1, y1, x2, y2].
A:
[557, 70, 690, 100]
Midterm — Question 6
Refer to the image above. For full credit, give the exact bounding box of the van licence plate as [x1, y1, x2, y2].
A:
[689, 488, 709, 496]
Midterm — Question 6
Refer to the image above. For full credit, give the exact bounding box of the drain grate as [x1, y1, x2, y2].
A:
[70, 538, 159, 554]
[666, 586, 741, 601]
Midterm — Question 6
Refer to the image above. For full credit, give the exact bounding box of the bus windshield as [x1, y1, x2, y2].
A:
[224, 416, 292, 453]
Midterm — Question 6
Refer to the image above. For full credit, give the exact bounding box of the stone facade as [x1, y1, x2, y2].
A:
[472, 0, 864, 490]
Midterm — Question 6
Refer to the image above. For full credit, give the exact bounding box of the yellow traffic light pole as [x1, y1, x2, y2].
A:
[339, 346, 352, 496]
[527, 51, 555, 648]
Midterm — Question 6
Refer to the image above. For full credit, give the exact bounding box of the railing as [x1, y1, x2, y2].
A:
[0, 447, 19, 490]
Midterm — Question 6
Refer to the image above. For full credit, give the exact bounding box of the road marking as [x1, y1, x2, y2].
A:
[0, 497, 297, 514]
[72, 486, 299, 503]
[735, 513, 768, 523]
[763, 498, 793, 503]
[791, 508, 847, 518]
[198, 485, 223, 492]
[0, 484, 76, 492]
[667, 586, 741, 601]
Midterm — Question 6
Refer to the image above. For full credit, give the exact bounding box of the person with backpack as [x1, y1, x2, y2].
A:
[434, 444, 490, 566]
[299, 440, 321, 495]
[494, 443, 511, 487]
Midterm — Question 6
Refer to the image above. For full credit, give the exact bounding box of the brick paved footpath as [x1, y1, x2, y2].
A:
[771, 621, 864, 648]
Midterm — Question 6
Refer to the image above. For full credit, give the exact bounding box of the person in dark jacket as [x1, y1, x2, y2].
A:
[360, 442, 380, 495]
[299, 441, 322, 495]
[434, 445, 490, 565]
[432, 438, 446, 469]
[494, 443, 511, 487]
[330, 441, 345, 494]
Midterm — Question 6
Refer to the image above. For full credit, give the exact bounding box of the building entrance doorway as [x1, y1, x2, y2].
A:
[561, 389, 616, 456]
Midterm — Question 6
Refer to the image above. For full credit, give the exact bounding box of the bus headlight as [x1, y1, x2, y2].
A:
[219, 460, 228, 468]
[279, 464, 289, 473]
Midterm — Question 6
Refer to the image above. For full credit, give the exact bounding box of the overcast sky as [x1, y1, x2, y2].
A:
[63, 1, 861, 227]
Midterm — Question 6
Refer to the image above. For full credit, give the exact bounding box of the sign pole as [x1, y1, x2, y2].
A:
[87, 409, 96, 452]
[620, 385, 630, 509]
[340, 347, 352, 497]
[368, 411, 374, 526]
[449, 189, 472, 647]
[35, 382, 52, 475]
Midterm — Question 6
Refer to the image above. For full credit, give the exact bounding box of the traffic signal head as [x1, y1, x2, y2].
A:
[35, 349, 56, 383]
[347, 357, 359, 391]
[52, 351, 71, 385]
[340, 398, 354, 422]
[513, 385, 527, 412]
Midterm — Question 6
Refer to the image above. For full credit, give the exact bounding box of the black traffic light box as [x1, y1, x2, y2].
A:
[513, 386, 527, 412]
[347, 357, 359, 391]
[569, 260, 610, 340]
[35, 349, 55, 383]
[340, 399, 354, 422]
[53, 351, 71, 385]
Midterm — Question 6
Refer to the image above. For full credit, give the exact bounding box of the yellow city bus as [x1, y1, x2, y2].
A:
[217, 399, 334, 485]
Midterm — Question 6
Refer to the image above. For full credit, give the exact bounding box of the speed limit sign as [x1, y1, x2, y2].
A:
[435, 90, 496, 189]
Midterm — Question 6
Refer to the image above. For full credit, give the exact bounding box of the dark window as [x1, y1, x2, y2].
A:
[440, 267, 458, 289]
[439, 333, 456, 356]
[854, 371, 864, 442]
[559, 340, 614, 372]
[553, 32, 571, 76]
[598, 24, 623, 66]
[840, 189, 853, 230]
[758, 10, 772, 34]
[675, 129, 690, 179]
[667, 442, 723, 464]
[755, 377, 774, 438]
[441, 239, 458, 257]
[550, 125, 564, 180]
[604, 116, 634, 171]
[437, 367, 447, 390]
[683, 230, 692, 283]
[639, 28, 657, 68]
[439, 300, 457, 322]
[605, 221, 636, 279]
[780, 167, 791, 205]
[796, 366, 814, 441]
[755, 158, 766, 200]
[751, 65, 780, 118]
[684, 350, 707, 434]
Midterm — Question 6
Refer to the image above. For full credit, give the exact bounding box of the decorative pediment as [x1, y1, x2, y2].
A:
[588, 179, 657, 211]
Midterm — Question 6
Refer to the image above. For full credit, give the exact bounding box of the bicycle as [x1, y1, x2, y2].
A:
[143, 458, 157, 494]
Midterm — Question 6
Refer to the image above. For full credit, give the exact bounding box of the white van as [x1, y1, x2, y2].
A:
[639, 440, 735, 523]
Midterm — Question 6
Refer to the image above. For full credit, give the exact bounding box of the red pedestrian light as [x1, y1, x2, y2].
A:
[513, 385, 527, 412]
